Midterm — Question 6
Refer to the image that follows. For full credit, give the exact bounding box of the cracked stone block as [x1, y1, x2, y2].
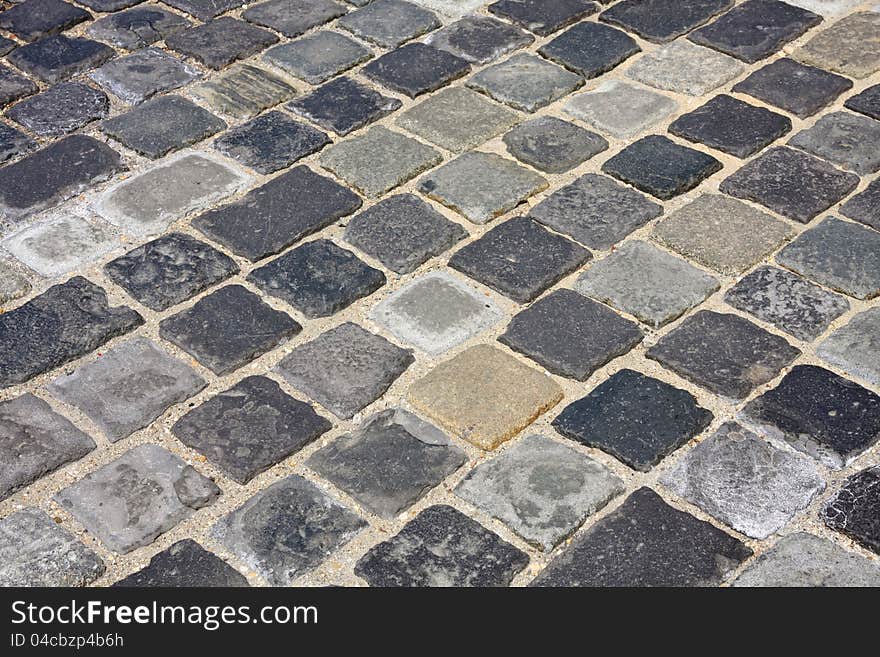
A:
[503, 116, 607, 174]
[264, 31, 370, 84]
[193, 165, 361, 261]
[626, 39, 745, 96]
[243, 0, 346, 37]
[533, 487, 751, 586]
[0, 260, 30, 304]
[0, 277, 143, 388]
[468, 53, 582, 113]
[0, 64, 37, 107]
[309, 409, 465, 518]
[49, 338, 206, 442]
[576, 241, 719, 328]
[819, 308, 880, 386]
[56, 444, 220, 554]
[95, 152, 250, 237]
[343, 194, 467, 274]
[425, 15, 533, 64]
[0, 394, 95, 501]
[795, 11, 880, 78]
[776, 217, 880, 299]
[553, 369, 712, 471]
[602, 135, 722, 200]
[790, 111, 880, 175]
[86, 5, 191, 50]
[407, 344, 562, 450]
[822, 466, 880, 555]
[0, 509, 104, 586]
[662, 422, 824, 539]
[0, 0, 89, 42]
[8, 35, 114, 84]
[114, 539, 248, 587]
[450, 217, 588, 303]
[160, 285, 300, 375]
[600, 0, 732, 43]
[7, 81, 108, 137]
[500, 290, 643, 380]
[733, 532, 880, 587]
[355, 505, 528, 586]
[488, 0, 597, 37]
[846, 83, 880, 121]
[163, 0, 244, 20]
[165, 17, 278, 70]
[538, 23, 639, 83]
[648, 310, 800, 399]
[742, 365, 880, 469]
[89, 48, 200, 105]
[363, 43, 469, 98]
[725, 266, 849, 341]
[418, 152, 547, 225]
[173, 376, 331, 484]
[455, 434, 623, 551]
[564, 81, 677, 140]
[190, 64, 295, 120]
[841, 178, 880, 230]
[0, 122, 35, 165]
[276, 322, 414, 419]
[215, 475, 365, 585]
[214, 111, 329, 175]
[248, 239, 385, 318]
[338, 0, 439, 48]
[653, 194, 793, 275]
[396, 86, 517, 152]
[529, 173, 662, 251]
[320, 126, 441, 198]
[288, 76, 401, 136]
[370, 271, 502, 354]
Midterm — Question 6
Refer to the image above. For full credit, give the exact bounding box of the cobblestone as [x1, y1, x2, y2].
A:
[564, 80, 677, 139]
[264, 31, 370, 84]
[7, 82, 109, 137]
[503, 116, 607, 174]
[90, 48, 200, 105]
[819, 308, 880, 386]
[8, 35, 114, 84]
[338, 0, 440, 48]
[86, 6, 191, 50]
[539, 21, 639, 79]
[822, 466, 880, 554]
[113, 539, 247, 587]
[468, 52, 582, 112]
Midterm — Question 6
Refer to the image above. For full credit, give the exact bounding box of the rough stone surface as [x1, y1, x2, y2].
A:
[242, 0, 346, 37]
[822, 466, 880, 555]
[8, 35, 114, 84]
[0, 261, 30, 304]
[425, 15, 533, 64]
[338, 0, 440, 48]
[626, 39, 745, 95]
[819, 308, 880, 386]
[163, 0, 244, 20]
[785, 0, 863, 14]
[165, 17, 278, 70]
[795, 11, 880, 78]
[600, 0, 733, 43]
[468, 53, 582, 112]
[539, 21, 639, 78]
[263, 31, 370, 84]
[0, 36, 13, 57]
[86, 5, 192, 50]
[114, 539, 248, 587]
[0, 64, 37, 107]
[0, 123, 35, 164]
[190, 64, 295, 119]
[90, 48, 200, 105]
[7, 82, 109, 137]
[363, 43, 470, 99]
[288, 76, 402, 136]
[789, 111, 880, 175]
[841, 177, 880, 230]
[564, 80, 677, 140]
[488, 0, 598, 37]
[503, 116, 607, 174]
[845, 83, 880, 121]
[409, 0, 485, 17]
[0, 0, 89, 42]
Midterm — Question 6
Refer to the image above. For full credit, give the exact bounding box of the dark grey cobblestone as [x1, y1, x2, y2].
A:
[264, 31, 371, 84]
[539, 21, 640, 78]
[338, 0, 440, 48]
[7, 81, 109, 137]
[288, 76, 402, 135]
[165, 17, 278, 70]
[503, 116, 607, 174]
[242, 0, 346, 38]
[489, 0, 597, 37]
[86, 5, 192, 50]
[90, 48, 200, 105]
[113, 539, 248, 587]
[8, 34, 114, 84]
[600, 0, 732, 43]
[425, 15, 533, 64]
[822, 466, 880, 555]
[0, 0, 90, 43]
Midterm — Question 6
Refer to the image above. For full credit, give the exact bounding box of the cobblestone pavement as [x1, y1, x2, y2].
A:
[1, 0, 879, 588]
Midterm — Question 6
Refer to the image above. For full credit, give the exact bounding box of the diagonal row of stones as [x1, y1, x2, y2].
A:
[1, 0, 880, 587]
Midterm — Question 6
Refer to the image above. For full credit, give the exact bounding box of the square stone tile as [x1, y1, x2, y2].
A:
[338, 0, 439, 48]
[602, 135, 722, 200]
[263, 31, 371, 84]
[275, 322, 414, 419]
[743, 365, 880, 469]
[841, 178, 880, 230]
[7, 82, 109, 137]
[418, 152, 547, 225]
[396, 87, 518, 152]
[407, 344, 562, 450]
[539, 21, 639, 79]
[564, 80, 677, 140]
[370, 271, 502, 354]
[488, 0, 597, 37]
[0, 64, 37, 107]
[626, 39, 745, 96]
[845, 83, 880, 121]
[104, 232, 239, 312]
[0, 260, 31, 304]
[363, 43, 470, 98]
[0, 0, 89, 42]
[647, 310, 801, 399]
[308, 409, 466, 518]
[343, 194, 467, 274]
[55, 444, 220, 553]
[320, 126, 441, 197]
[553, 369, 712, 471]
[190, 64, 296, 120]
[0, 122, 35, 164]
[449, 217, 589, 303]
[776, 217, 880, 299]
[163, 0, 244, 20]
[0, 393, 95, 501]
[90, 48, 200, 105]
[248, 239, 385, 318]
[600, 0, 733, 43]
[823, 466, 880, 555]
[165, 17, 278, 70]
[242, 0, 346, 37]
[159, 285, 301, 375]
[468, 53, 582, 113]
[725, 265, 849, 341]
[819, 308, 880, 385]
[425, 15, 533, 64]
[795, 11, 880, 78]
[49, 338, 205, 442]
[790, 111, 880, 175]
[173, 376, 331, 484]
[87, 6, 192, 50]
[8, 35, 115, 84]
[113, 539, 248, 587]
[288, 77, 402, 136]
[576, 241, 719, 328]
[532, 487, 751, 586]
[214, 475, 365, 585]
[733, 58, 853, 118]
[503, 116, 607, 174]
[355, 504, 528, 586]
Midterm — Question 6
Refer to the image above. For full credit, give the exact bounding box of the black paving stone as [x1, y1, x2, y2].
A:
[531, 487, 752, 586]
[0, 277, 143, 389]
[243, 0, 346, 38]
[503, 116, 608, 174]
[162, 0, 244, 20]
[689, 0, 821, 64]
[449, 216, 591, 304]
[600, 0, 733, 43]
[823, 466, 880, 555]
[602, 135, 722, 200]
[113, 540, 248, 587]
[0, 65, 37, 107]
[362, 43, 470, 99]
[0, 123, 36, 165]
[499, 290, 643, 381]
[338, 0, 439, 48]
[669, 94, 791, 158]
[78, 0, 147, 9]
[426, 15, 534, 65]
[355, 505, 529, 586]
[8, 35, 115, 84]
[87, 6, 192, 50]
[0, 0, 90, 42]
[845, 84, 880, 121]
[647, 310, 800, 399]
[159, 285, 300, 375]
[192, 165, 362, 262]
[841, 177, 880, 230]
[7, 81, 109, 137]
[104, 232, 240, 312]
[173, 376, 332, 484]
[539, 21, 639, 78]
[165, 17, 278, 70]
[552, 369, 713, 471]
[287, 76, 402, 136]
[0, 36, 15, 56]
[488, 0, 598, 37]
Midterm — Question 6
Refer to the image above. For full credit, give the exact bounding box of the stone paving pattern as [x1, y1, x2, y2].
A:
[0, 0, 879, 588]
